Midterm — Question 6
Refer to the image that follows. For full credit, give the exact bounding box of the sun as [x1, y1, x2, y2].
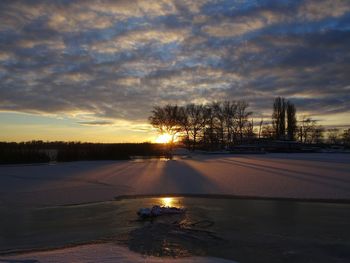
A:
[155, 133, 173, 144]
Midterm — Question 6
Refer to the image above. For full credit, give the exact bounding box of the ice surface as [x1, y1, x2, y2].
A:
[0, 153, 349, 207]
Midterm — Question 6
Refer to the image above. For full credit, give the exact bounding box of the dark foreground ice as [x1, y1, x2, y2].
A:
[1, 196, 350, 263]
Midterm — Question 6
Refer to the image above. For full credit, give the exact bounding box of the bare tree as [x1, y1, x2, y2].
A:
[312, 126, 325, 144]
[258, 118, 264, 139]
[286, 101, 297, 141]
[261, 124, 274, 139]
[298, 117, 323, 144]
[298, 117, 312, 143]
[212, 101, 225, 148]
[149, 105, 181, 144]
[342, 128, 350, 147]
[327, 128, 340, 144]
[244, 119, 255, 141]
[149, 100, 254, 150]
[202, 104, 217, 149]
[272, 97, 286, 139]
[223, 101, 237, 146]
[236, 101, 252, 143]
[186, 104, 206, 151]
[177, 106, 191, 150]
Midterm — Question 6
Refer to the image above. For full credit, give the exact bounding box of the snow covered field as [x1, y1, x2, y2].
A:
[1, 153, 349, 207]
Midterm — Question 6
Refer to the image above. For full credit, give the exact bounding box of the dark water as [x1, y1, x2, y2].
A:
[1, 197, 350, 263]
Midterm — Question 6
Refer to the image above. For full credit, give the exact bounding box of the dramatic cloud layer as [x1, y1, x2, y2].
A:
[0, 0, 350, 128]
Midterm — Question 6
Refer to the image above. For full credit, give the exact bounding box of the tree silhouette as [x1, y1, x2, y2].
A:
[286, 101, 297, 140]
[327, 128, 340, 144]
[186, 104, 206, 150]
[236, 101, 252, 143]
[272, 97, 286, 139]
[149, 105, 181, 144]
[298, 117, 323, 144]
[149, 100, 255, 150]
[343, 129, 350, 147]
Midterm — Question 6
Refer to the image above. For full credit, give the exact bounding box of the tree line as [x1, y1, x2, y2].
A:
[0, 142, 168, 164]
[149, 98, 350, 150]
[149, 101, 253, 150]
[270, 97, 349, 144]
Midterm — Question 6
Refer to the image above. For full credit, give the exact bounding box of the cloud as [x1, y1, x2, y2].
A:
[201, 12, 279, 38]
[78, 120, 114, 126]
[0, 51, 12, 61]
[0, 0, 349, 128]
[89, 28, 190, 53]
[47, 11, 114, 32]
[88, 0, 177, 18]
[202, 18, 263, 38]
[17, 38, 65, 50]
[298, 0, 350, 21]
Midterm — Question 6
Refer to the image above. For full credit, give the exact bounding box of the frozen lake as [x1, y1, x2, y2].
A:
[1, 154, 350, 262]
[1, 196, 349, 262]
[0, 153, 349, 207]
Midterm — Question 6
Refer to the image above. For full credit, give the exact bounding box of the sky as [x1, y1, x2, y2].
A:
[0, 0, 350, 142]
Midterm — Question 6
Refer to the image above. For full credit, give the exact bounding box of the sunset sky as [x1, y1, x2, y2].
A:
[0, 0, 350, 142]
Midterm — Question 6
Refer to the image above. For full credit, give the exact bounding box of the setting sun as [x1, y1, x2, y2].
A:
[155, 133, 173, 144]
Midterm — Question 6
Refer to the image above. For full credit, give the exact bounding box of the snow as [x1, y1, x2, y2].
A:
[0, 153, 349, 207]
[1, 153, 349, 262]
[0, 243, 237, 263]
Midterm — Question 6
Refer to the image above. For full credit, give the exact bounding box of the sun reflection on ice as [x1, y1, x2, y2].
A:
[161, 197, 175, 207]
[157, 197, 185, 209]
[160, 197, 185, 207]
